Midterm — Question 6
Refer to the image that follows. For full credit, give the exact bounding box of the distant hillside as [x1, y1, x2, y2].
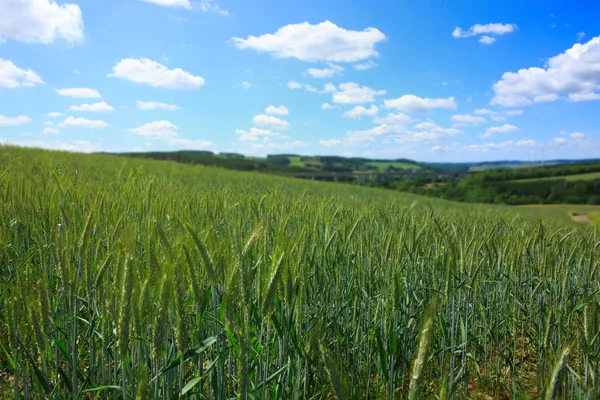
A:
[107, 150, 600, 178]
[109, 151, 426, 174]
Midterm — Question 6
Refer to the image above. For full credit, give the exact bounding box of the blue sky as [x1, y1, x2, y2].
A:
[1, 0, 599, 162]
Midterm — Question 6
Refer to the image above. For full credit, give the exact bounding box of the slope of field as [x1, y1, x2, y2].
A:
[515, 171, 600, 182]
[1, 146, 599, 399]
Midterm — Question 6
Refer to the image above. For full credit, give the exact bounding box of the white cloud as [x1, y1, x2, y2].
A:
[516, 139, 536, 147]
[332, 82, 386, 104]
[56, 88, 101, 98]
[479, 124, 520, 138]
[322, 83, 337, 93]
[450, 114, 486, 126]
[69, 101, 114, 112]
[253, 114, 289, 130]
[286, 81, 319, 92]
[554, 137, 567, 144]
[413, 121, 437, 130]
[235, 81, 252, 89]
[479, 35, 496, 45]
[321, 103, 338, 110]
[452, 23, 517, 43]
[0, 59, 44, 88]
[568, 92, 600, 102]
[43, 127, 59, 134]
[474, 108, 523, 121]
[235, 127, 285, 142]
[577, 31, 586, 41]
[265, 105, 289, 115]
[347, 124, 407, 137]
[373, 112, 412, 124]
[384, 95, 457, 113]
[169, 138, 214, 148]
[58, 116, 109, 128]
[137, 101, 179, 111]
[353, 60, 378, 70]
[130, 120, 178, 138]
[43, 121, 53, 126]
[319, 139, 342, 148]
[306, 63, 344, 78]
[343, 105, 379, 119]
[491, 36, 600, 106]
[0, 0, 83, 44]
[197, 0, 229, 15]
[47, 112, 62, 118]
[232, 20, 386, 63]
[139, 0, 191, 9]
[463, 141, 515, 152]
[0, 115, 31, 126]
[109, 58, 205, 90]
[570, 132, 585, 139]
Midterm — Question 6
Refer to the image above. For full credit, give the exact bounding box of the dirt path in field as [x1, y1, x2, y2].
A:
[571, 214, 590, 223]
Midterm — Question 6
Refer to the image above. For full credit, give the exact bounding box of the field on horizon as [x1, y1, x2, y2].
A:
[1, 146, 599, 399]
[514, 171, 600, 183]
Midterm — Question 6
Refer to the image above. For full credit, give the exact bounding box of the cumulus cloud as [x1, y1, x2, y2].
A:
[479, 124, 519, 138]
[137, 101, 179, 111]
[353, 60, 378, 70]
[306, 63, 344, 78]
[452, 23, 517, 43]
[235, 127, 286, 142]
[43, 127, 59, 134]
[462, 141, 515, 152]
[253, 114, 289, 130]
[286, 81, 318, 92]
[450, 114, 486, 126]
[130, 120, 178, 138]
[169, 138, 214, 148]
[568, 92, 600, 102]
[58, 116, 109, 128]
[321, 83, 337, 93]
[198, 0, 229, 15]
[491, 36, 600, 106]
[474, 108, 523, 121]
[235, 81, 252, 89]
[265, 105, 289, 115]
[231, 20, 386, 63]
[109, 58, 205, 90]
[0, 115, 31, 126]
[347, 124, 407, 138]
[343, 105, 379, 119]
[479, 36, 496, 45]
[516, 139, 536, 147]
[319, 139, 342, 148]
[138, 0, 191, 9]
[332, 82, 386, 104]
[47, 112, 62, 118]
[56, 88, 101, 98]
[0, 0, 83, 44]
[373, 112, 412, 124]
[0, 59, 44, 88]
[570, 132, 585, 139]
[69, 101, 114, 112]
[321, 103, 338, 110]
[384, 95, 457, 113]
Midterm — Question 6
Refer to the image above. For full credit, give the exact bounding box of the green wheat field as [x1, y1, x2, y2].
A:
[1, 146, 599, 399]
